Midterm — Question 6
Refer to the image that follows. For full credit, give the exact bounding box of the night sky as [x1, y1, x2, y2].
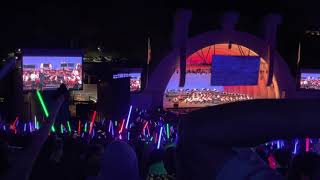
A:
[0, 1, 320, 73]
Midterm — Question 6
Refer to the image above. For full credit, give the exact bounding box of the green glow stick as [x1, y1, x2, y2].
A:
[166, 124, 170, 139]
[84, 122, 87, 133]
[67, 121, 71, 132]
[36, 90, 49, 118]
[51, 125, 56, 132]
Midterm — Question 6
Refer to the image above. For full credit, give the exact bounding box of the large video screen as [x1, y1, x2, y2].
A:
[300, 69, 320, 90]
[113, 73, 141, 92]
[211, 55, 260, 86]
[23, 56, 82, 91]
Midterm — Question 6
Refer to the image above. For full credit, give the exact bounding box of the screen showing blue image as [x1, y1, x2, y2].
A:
[211, 55, 260, 86]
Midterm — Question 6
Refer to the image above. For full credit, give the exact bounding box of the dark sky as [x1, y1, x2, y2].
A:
[0, 1, 319, 72]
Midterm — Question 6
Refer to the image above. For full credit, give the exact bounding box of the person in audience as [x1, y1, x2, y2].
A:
[272, 149, 292, 177]
[0, 140, 9, 176]
[95, 141, 140, 180]
[49, 138, 63, 163]
[288, 152, 320, 180]
[146, 149, 168, 180]
[84, 144, 104, 179]
[163, 146, 177, 179]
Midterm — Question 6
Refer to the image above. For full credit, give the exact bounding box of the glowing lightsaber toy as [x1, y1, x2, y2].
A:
[108, 120, 112, 133]
[11, 116, 19, 129]
[166, 124, 170, 139]
[51, 124, 56, 133]
[294, 140, 298, 154]
[111, 122, 114, 136]
[143, 122, 148, 136]
[125, 105, 132, 129]
[157, 127, 163, 149]
[143, 122, 148, 130]
[119, 119, 125, 134]
[78, 120, 81, 136]
[61, 124, 64, 134]
[306, 137, 310, 152]
[29, 122, 32, 132]
[34, 116, 37, 129]
[67, 121, 71, 133]
[89, 111, 97, 134]
[36, 90, 49, 118]
[84, 122, 87, 133]
[147, 126, 150, 136]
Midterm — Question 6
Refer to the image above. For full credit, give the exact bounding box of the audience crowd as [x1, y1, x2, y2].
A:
[1, 87, 320, 180]
[1, 106, 320, 179]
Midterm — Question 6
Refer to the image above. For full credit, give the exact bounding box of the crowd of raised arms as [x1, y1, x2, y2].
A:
[1, 109, 320, 179]
[1, 87, 320, 180]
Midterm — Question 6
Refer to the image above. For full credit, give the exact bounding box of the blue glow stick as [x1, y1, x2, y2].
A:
[294, 140, 298, 154]
[125, 105, 132, 129]
[157, 127, 163, 149]
[34, 116, 37, 129]
[108, 120, 112, 133]
[128, 132, 130, 140]
[3, 125, 6, 131]
[29, 122, 32, 132]
[111, 122, 114, 136]
[277, 140, 280, 149]
[24, 123, 26, 132]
